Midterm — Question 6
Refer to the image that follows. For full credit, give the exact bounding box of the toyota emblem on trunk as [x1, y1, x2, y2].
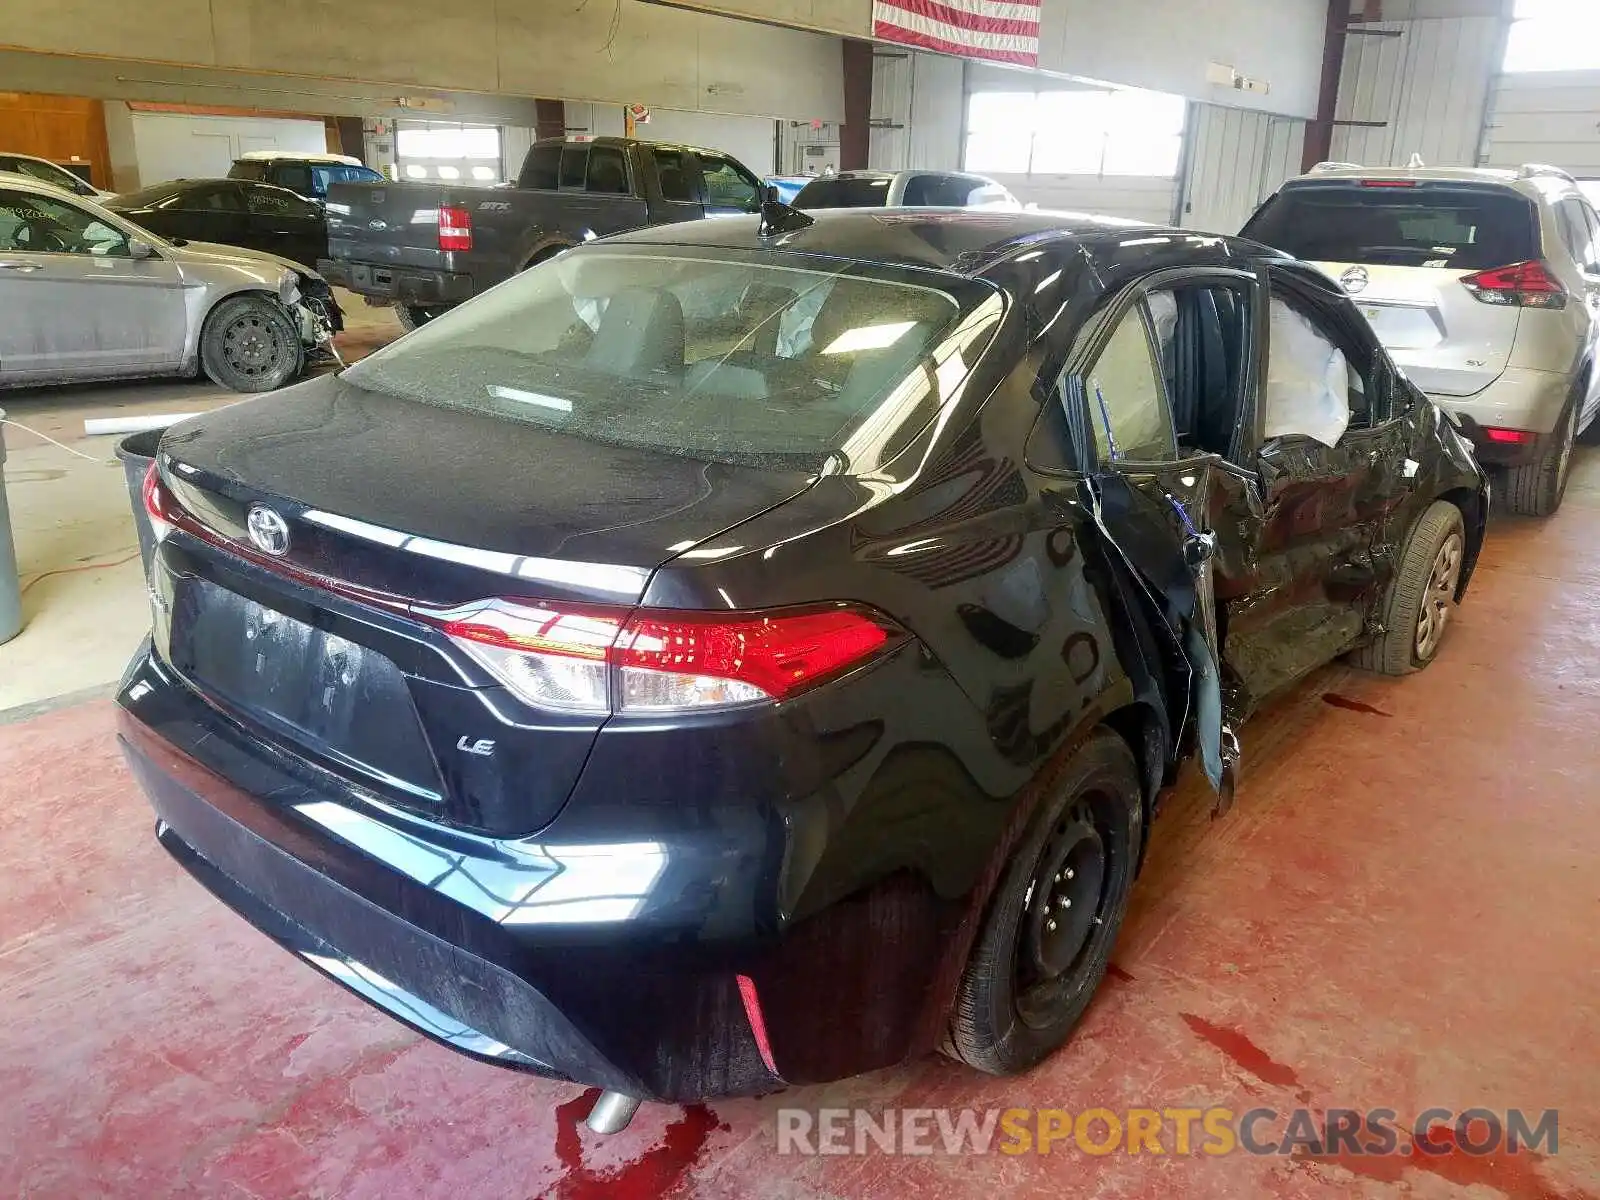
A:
[1340, 266, 1370, 294]
[246, 505, 291, 556]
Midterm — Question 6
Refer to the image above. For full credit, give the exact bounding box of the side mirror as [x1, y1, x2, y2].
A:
[127, 238, 156, 260]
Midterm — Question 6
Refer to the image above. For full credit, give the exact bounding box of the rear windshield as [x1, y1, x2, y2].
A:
[228, 161, 267, 183]
[108, 184, 184, 208]
[1243, 183, 1539, 269]
[343, 247, 997, 472]
[312, 164, 382, 194]
[794, 176, 893, 209]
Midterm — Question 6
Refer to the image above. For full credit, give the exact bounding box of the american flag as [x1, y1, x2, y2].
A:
[871, 0, 1042, 67]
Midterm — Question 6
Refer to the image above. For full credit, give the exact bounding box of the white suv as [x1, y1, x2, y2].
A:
[1243, 163, 1600, 515]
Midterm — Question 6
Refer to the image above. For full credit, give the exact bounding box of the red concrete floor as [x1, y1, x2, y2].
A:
[4, 491, 1600, 1198]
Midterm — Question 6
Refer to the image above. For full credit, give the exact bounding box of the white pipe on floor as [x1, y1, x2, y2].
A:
[83, 414, 203, 437]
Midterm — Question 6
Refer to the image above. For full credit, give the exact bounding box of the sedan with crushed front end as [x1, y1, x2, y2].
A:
[117, 205, 1488, 1129]
[0, 173, 339, 393]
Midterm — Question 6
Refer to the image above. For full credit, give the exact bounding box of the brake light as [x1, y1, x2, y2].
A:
[438, 205, 473, 252]
[426, 598, 901, 713]
[1483, 427, 1537, 445]
[1359, 179, 1420, 188]
[1460, 260, 1567, 309]
[142, 461, 172, 542]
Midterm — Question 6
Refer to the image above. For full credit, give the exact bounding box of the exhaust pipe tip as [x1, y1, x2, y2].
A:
[585, 1090, 643, 1135]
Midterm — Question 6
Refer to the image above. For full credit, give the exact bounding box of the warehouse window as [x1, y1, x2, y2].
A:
[394, 122, 504, 183]
[965, 86, 1186, 177]
[1504, 0, 1600, 71]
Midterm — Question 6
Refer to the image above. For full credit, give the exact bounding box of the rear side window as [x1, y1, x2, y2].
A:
[520, 144, 562, 190]
[343, 248, 997, 471]
[1243, 184, 1538, 270]
[312, 164, 381, 195]
[272, 163, 315, 197]
[560, 145, 588, 190]
[164, 184, 244, 212]
[229, 161, 267, 182]
[585, 144, 629, 195]
[1084, 304, 1176, 463]
[651, 149, 695, 202]
[902, 174, 979, 207]
[794, 176, 893, 209]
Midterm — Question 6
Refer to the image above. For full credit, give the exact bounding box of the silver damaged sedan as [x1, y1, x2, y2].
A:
[0, 173, 339, 392]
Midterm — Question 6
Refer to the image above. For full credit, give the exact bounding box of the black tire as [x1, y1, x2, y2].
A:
[1347, 500, 1466, 676]
[394, 305, 439, 333]
[944, 728, 1142, 1076]
[200, 294, 304, 392]
[520, 245, 568, 272]
[1504, 401, 1576, 516]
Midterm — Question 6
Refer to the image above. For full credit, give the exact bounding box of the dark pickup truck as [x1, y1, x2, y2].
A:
[319, 136, 766, 327]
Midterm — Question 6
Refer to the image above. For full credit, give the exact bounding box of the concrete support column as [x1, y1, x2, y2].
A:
[840, 38, 873, 171]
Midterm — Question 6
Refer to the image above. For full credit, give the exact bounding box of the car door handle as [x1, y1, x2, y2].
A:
[0, 261, 42, 272]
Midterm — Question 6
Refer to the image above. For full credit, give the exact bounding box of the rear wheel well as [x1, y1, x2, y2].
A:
[1435, 485, 1484, 592]
[1100, 702, 1165, 868]
[521, 243, 571, 271]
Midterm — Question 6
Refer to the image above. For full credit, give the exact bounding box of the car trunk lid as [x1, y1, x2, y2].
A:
[148, 374, 816, 835]
[326, 180, 458, 271]
[1307, 260, 1522, 397]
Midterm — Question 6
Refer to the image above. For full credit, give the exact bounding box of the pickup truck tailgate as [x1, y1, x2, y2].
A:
[326, 181, 450, 271]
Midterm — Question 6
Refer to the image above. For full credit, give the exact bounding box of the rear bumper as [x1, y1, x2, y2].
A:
[1427, 366, 1572, 463]
[116, 641, 959, 1101]
[316, 258, 473, 310]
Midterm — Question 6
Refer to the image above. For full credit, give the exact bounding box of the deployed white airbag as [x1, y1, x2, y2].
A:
[1264, 298, 1351, 447]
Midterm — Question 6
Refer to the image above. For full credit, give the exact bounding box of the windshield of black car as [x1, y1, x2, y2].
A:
[794, 177, 894, 209]
[344, 248, 999, 472]
[1243, 183, 1539, 269]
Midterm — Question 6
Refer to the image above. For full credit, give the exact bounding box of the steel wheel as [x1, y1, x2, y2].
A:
[1014, 794, 1117, 1029]
[1414, 530, 1463, 659]
[222, 313, 289, 382]
[200, 295, 304, 393]
[946, 729, 1142, 1076]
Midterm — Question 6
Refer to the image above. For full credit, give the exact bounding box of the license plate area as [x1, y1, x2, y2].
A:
[168, 578, 443, 803]
[1361, 303, 1444, 350]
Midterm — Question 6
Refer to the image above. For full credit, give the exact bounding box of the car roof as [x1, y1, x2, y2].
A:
[0, 171, 77, 197]
[1287, 161, 1581, 201]
[235, 151, 363, 165]
[601, 207, 1236, 275]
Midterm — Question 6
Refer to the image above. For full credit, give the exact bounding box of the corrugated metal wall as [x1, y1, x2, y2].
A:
[1330, 15, 1507, 168]
[1180, 104, 1306, 233]
[1483, 70, 1600, 177]
[869, 50, 962, 172]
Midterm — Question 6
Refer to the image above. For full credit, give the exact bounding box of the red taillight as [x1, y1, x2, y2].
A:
[1358, 179, 1420, 188]
[425, 598, 901, 713]
[616, 606, 893, 707]
[1460, 260, 1567, 309]
[142, 461, 172, 541]
[438, 205, 473, 252]
[1483, 427, 1537, 444]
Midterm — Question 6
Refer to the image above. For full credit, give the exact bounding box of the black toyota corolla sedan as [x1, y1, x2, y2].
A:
[118, 206, 1488, 1127]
